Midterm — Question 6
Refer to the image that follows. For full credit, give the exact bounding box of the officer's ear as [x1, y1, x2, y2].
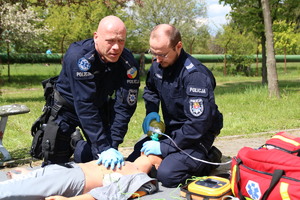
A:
[93, 31, 98, 40]
[174, 41, 182, 54]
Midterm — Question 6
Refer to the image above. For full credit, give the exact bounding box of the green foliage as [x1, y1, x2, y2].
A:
[0, 53, 62, 64]
[214, 25, 257, 75]
[44, 1, 113, 54]
[126, 0, 209, 54]
[0, 0, 300, 57]
[273, 21, 299, 54]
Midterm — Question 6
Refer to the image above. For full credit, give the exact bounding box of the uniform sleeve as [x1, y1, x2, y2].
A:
[63, 53, 111, 155]
[160, 71, 219, 156]
[143, 67, 160, 114]
[110, 52, 140, 149]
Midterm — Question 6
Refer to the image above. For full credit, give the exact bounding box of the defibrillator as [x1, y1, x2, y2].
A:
[180, 176, 232, 200]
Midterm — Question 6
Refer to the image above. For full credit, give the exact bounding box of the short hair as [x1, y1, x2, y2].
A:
[151, 24, 181, 48]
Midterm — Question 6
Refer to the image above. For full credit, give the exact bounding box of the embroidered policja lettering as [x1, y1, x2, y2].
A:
[189, 98, 204, 117]
[127, 79, 140, 84]
[189, 87, 206, 94]
[76, 71, 93, 77]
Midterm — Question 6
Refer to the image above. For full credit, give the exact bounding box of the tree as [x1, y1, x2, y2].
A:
[219, 0, 268, 84]
[261, 0, 280, 98]
[273, 21, 298, 73]
[28, 0, 131, 55]
[0, 2, 48, 80]
[219, 0, 300, 85]
[214, 25, 257, 76]
[44, 1, 113, 55]
[126, 0, 209, 54]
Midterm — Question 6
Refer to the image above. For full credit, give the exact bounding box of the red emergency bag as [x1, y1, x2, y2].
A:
[231, 132, 300, 200]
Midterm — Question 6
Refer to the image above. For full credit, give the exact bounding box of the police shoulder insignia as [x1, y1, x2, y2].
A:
[189, 98, 204, 117]
[127, 67, 137, 79]
[78, 57, 91, 72]
[127, 89, 138, 106]
[184, 59, 196, 71]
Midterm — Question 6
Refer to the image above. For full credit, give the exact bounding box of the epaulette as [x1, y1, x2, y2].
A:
[184, 58, 197, 73]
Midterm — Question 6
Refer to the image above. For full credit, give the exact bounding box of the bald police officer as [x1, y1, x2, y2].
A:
[48, 16, 139, 169]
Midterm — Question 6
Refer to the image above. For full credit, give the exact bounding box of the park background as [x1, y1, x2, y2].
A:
[0, 0, 299, 162]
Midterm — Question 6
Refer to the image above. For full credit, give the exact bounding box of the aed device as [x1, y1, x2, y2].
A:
[180, 176, 232, 200]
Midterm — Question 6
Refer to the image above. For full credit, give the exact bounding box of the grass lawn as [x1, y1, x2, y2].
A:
[0, 62, 299, 160]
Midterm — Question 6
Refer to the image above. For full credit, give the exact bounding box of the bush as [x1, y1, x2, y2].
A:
[0, 53, 62, 64]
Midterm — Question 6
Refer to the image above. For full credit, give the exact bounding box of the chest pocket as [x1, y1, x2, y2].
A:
[163, 79, 183, 99]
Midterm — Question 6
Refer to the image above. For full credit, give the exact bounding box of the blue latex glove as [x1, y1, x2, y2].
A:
[141, 140, 162, 156]
[142, 112, 160, 134]
[96, 148, 124, 169]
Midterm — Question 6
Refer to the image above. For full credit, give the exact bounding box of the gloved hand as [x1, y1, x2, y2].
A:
[96, 148, 124, 169]
[141, 140, 162, 156]
[142, 112, 160, 134]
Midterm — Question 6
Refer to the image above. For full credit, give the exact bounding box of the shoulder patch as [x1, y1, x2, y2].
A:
[189, 98, 204, 117]
[127, 67, 138, 79]
[127, 89, 138, 106]
[184, 59, 197, 73]
[78, 57, 91, 72]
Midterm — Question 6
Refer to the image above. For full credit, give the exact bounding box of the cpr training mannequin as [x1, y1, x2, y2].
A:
[0, 153, 161, 200]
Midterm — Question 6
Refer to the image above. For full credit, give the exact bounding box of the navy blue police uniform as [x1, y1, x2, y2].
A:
[127, 49, 222, 187]
[51, 38, 140, 163]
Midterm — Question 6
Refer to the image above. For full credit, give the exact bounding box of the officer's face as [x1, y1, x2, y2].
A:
[94, 26, 126, 63]
[149, 38, 182, 68]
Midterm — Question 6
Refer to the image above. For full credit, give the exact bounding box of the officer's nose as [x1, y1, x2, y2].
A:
[156, 56, 164, 63]
[112, 43, 120, 50]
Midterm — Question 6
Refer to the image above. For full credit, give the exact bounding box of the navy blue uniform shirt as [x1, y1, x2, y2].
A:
[56, 38, 140, 155]
[143, 49, 223, 157]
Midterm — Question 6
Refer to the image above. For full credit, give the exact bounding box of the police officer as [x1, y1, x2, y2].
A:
[127, 24, 223, 187]
[48, 16, 139, 168]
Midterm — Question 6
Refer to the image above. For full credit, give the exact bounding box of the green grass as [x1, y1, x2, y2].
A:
[0, 62, 299, 160]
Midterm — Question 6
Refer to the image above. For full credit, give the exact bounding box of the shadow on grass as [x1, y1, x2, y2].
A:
[0, 148, 39, 168]
[2, 96, 44, 104]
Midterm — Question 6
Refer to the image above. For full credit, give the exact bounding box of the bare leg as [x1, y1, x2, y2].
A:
[133, 153, 162, 173]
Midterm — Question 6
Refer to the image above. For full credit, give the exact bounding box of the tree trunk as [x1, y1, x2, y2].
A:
[60, 34, 66, 63]
[261, 33, 268, 85]
[223, 48, 227, 76]
[6, 41, 11, 82]
[284, 46, 287, 74]
[189, 38, 195, 54]
[256, 43, 259, 76]
[261, 0, 280, 98]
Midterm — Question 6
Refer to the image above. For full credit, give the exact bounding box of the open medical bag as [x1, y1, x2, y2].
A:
[231, 132, 300, 200]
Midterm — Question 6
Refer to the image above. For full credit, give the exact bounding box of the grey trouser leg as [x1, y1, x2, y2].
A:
[0, 162, 85, 200]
